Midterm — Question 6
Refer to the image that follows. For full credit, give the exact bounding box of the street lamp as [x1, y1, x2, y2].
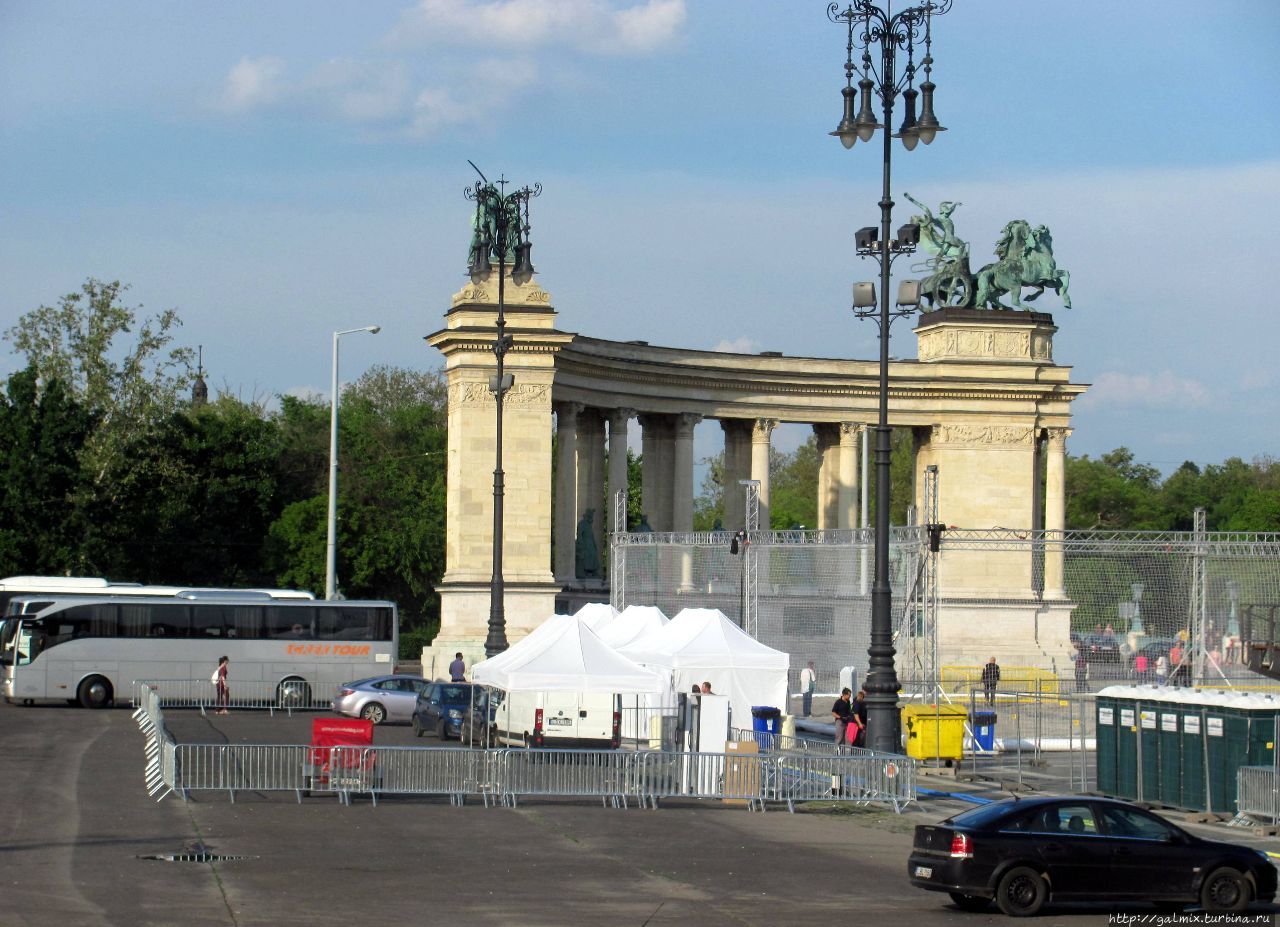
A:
[828, 0, 950, 755]
[326, 324, 381, 600]
[465, 162, 541, 657]
[1226, 579, 1240, 638]
[1130, 582, 1145, 636]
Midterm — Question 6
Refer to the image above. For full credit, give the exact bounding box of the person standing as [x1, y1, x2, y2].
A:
[799, 661, 816, 718]
[981, 656, 1001, 707]
[449, 651, 466, 682]
[850, 689, 868, 748]
[1155, 654, 1169, 687]
[1169, 641, 1186, 687]
[1074, 650, 1089, 693]
[831, 688, 855, 748]
[214, 655, 230, 715]
[1133, 651, 1149, 683]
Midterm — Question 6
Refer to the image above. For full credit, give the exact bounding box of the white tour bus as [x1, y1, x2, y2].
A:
[0, 594, 396, 708]
[0, 575, 314, 619]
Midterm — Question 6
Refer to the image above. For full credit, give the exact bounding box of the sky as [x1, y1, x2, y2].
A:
[2, 0, 1279, 478]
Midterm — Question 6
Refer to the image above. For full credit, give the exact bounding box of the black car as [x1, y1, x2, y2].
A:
[908, 796, 1277, 916]
[411, 682, 484, 740]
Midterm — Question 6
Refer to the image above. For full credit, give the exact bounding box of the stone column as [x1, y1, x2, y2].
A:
[838, 422, 860, 529]
[577, 407, 606, 557]
[554, 402, 582, 582]
[813, 424, 839, 530]
[640, 414, 675, 531]
[750, 418, 777, 530]
[721, 419, 751, 530]
[607, 408, 633, 535]
[672, 414, 701, 532]
[1043, 427, 1070, 599]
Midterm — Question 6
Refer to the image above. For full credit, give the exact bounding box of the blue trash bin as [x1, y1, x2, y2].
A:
[751, 706, 782, 748]
[973, 710, 997, 752]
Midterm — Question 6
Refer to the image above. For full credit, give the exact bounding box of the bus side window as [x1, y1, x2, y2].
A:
[319, 606, 374, 640]
[191, 605, 228, 638]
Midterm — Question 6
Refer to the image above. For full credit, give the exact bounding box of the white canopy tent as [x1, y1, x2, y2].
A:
[572, 601, 618, 631]
[472, 612, 665, 694]
[619, 607, 790, 730]
[596, 604, 668, 649]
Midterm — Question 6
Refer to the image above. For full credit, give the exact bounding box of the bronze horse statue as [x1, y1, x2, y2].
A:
[974, 220, 1071, 310]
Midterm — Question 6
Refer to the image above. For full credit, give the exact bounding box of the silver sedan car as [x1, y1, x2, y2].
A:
[331, 674, 430, 724]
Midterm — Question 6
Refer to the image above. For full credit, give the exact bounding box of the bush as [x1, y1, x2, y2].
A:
[398, 622, 439, 662]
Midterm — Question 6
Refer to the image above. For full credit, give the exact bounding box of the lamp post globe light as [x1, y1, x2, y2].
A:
[465, 162, 541, 658]
[828, 0, 950, 755]
[326, 324, 381, 600]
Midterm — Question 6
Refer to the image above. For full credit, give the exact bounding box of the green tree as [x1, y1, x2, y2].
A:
[1065, 447, 1167, 530]
[4, 278, 194, 495]
[0, 368, 93, 574]
[267, 366, 449, 635]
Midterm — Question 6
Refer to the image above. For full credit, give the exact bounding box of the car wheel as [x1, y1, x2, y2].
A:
[412, 716, 425, 738]
[1201, 867, 1250, 914]
[948, 892, 990, 912]
[361, 702, 386, 724]
[995, 866, 1048, 917]
[77, 675, 113, 709]
[437, 719, 449, 741]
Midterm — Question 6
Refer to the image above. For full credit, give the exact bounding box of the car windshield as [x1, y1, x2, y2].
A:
[944, 802, 1017, 829]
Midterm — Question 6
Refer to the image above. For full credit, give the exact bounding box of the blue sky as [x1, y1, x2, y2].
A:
[2, 0, 1279, 477]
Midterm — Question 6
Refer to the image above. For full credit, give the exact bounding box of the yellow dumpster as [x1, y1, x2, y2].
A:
[901, 703, 967, 761]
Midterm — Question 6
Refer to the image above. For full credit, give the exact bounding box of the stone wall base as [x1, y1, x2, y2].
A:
[422, 581, 561, 679]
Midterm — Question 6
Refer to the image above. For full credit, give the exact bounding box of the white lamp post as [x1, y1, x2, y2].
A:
[1129, 582, 1145, 635]
[326, 325, 380, 600]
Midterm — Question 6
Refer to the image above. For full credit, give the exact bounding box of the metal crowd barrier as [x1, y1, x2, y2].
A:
[1237, 766, 1280, 822]
[136, 689, 917, 811]
[133, 678, 329, 714]
[131, 686, 176, 801]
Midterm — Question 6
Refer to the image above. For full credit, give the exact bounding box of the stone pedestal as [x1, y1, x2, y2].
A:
[421, 271, 573, 676]
[912, 308, 1077, 673]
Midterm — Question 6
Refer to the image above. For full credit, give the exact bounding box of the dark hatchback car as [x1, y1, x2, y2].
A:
[908, 796, 1276, 916]
[412, 682, 484, 740]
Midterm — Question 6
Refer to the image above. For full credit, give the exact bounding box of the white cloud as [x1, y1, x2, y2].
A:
[306, 58, 410, 123]
[1082, 371, 1211, 409]
[389, 0, 686, 54]
[220, 56, 285, 111]
[712, 337, 757, 354]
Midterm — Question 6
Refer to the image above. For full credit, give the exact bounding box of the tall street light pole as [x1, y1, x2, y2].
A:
[828, 0, 950, 754]
[326, 324, 381, 600]
[466, 162, 541, 658]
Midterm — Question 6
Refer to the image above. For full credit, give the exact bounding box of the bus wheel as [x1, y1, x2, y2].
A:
[277, 678, 311, 709]
[77, 676, 113, 709]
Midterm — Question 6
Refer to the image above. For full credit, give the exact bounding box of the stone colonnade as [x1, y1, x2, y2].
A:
[423, 274, 1085, 676]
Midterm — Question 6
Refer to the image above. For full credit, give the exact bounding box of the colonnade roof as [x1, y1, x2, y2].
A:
[551, 333, 1086, 428]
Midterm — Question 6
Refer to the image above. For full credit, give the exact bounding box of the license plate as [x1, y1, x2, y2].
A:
[914, 866, 932, 879]
[548, 717, 572, 727]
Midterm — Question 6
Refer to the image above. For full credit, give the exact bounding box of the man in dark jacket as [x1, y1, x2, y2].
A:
[981, 656, 1001, 706]
[831, 688, 855, 747]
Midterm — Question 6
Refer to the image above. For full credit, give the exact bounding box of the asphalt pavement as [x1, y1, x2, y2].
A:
[2, 699, 1278, 927]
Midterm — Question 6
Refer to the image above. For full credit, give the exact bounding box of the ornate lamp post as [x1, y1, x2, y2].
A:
[465, 162, 541, 657]
[827, 0, 950, 754]
[326, 324, 380, 600]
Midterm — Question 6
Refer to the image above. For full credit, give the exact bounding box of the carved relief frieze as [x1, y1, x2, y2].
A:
[931, 424, 1037, 447]
[917, 325, 1045, 362]
[449, 380, 550, 410]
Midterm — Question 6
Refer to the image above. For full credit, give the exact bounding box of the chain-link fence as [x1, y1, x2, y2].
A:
[611, 522, 1280, 701]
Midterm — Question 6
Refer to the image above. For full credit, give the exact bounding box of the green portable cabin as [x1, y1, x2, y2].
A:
[1095, 691, 1119, 794]
[1097, 686, 1279, 813]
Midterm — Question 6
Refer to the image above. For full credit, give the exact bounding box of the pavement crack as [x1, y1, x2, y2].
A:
[181, 800, 239, 926]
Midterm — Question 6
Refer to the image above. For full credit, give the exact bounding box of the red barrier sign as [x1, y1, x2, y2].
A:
[309, 718, 375, 788]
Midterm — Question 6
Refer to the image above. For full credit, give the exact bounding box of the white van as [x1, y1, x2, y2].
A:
[489, 690, 621, 749]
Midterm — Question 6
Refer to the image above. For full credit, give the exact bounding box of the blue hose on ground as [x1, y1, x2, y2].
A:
[917, 787, 993, 805]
